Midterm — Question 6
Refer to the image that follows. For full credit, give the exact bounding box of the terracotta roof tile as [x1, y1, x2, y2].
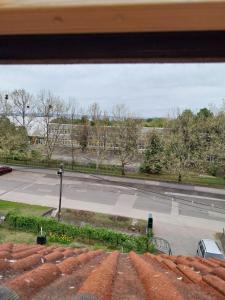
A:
[11, 254, 43, 272]
[77, 251, 119, 300]
[177, 264, 203, 284]
[211, 267, 225, 281]
[0, 243, 225, 300]
[203, 274, 225, 297]
[44, 251, 64, 263]
[188, 261, 213, 275]
[6, 263, 61, 299]
[0, 251, 11, 259]
[0, 243, 13, 252]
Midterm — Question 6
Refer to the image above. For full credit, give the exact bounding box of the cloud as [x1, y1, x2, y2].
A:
[0, 63, 224, 117]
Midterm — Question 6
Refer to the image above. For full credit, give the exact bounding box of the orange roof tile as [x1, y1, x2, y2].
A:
[0, 242, 225, 300]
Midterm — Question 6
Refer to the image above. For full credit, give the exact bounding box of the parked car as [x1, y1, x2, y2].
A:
[0, 166, 12, 175]
[197, 239, 225, 260]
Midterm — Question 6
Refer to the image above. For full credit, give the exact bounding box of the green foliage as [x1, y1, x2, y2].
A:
[30, 150, 43, 160]
[0, 117, 28, 152]
[48, 232, 73, 244]
[4, 213, 153, 253]
[140, 134, 164, 174]
[144, 118, 167, 128]
[196, 108, 213, 119]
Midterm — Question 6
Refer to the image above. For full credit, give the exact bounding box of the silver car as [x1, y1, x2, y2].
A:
[197, 239, 225, 260]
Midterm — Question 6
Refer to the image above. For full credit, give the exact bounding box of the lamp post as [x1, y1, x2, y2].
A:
[57, 163, 64, 221]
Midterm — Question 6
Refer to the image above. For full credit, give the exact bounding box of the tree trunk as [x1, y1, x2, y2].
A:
[121, 163, 125, 176]
[178, 172, 182, 182]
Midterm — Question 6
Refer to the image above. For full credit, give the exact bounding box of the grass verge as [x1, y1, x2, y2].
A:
[0, 200, 50, 217]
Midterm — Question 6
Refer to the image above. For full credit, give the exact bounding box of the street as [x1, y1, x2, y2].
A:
[0, 166, 225, 255]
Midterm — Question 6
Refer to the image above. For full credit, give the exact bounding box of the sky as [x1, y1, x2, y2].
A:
[0, 63, 224, 118]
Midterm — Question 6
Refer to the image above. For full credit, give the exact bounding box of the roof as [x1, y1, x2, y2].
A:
[0, 1, 225, 35]
[201, 239, 223, 255]
[0, 243, 225, 299]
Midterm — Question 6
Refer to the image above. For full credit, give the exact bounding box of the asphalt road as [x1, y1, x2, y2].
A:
[0, 167, 225, 255]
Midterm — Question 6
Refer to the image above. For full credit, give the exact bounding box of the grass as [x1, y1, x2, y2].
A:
[128, 172, 225, 188]
[0, 226, 37, 244]
[61, 208, 147, 234]
[0, 200, 50, 217]
[0, 226, 145, 253]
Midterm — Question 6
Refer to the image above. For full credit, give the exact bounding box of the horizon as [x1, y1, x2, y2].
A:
[0, 63, 224, 118]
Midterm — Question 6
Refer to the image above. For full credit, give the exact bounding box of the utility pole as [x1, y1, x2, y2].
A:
[57, 163, 64, 221]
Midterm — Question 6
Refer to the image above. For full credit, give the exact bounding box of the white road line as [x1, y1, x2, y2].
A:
[171, 199, 179, 216]
[37, 188, 52, 193]
[208, 211, 225, 219]
[165, 192, 225, 202]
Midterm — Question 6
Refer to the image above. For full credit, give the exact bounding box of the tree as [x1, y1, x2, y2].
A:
[196, 108, 213, 119]
[38, 90, 67, 161]
[0, 117, 28, 154]
[79, 115, 89, 152]
[112, 105, 141, 175]
[89, 102, 108, 170]
[68, 100, 81, 168]
[140, 133, 164, 174]
[0, 92, 11, 117]
[165, 110, 198, 182]
[10, 89, 36, 130]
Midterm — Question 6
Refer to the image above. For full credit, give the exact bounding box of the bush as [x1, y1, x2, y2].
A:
[208, 164, 224, 177]
[139, 162, 162, 174]
[4, 213, 154, 253]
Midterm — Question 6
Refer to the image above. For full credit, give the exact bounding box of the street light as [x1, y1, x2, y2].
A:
[57, 163, 64, 221]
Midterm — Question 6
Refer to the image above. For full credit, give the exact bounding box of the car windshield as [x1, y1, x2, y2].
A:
[205, 253, 225, 260]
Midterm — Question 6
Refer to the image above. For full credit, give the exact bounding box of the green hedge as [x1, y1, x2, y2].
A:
[4, 213, 154, 253]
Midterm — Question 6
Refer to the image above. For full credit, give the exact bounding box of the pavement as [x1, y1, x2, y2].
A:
[0, 166, 225, 255]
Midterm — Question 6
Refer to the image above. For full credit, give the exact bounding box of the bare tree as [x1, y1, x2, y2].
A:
[10, 89, 36, 130]
[38, 90, 67, 161]
[0, 92, 12, 117]
[68, 99, 81, 168]
[89, 102, 107, 170]
[112, 105, 141, 175]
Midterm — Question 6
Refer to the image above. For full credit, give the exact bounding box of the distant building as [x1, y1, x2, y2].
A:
[38, 123, 165, 152]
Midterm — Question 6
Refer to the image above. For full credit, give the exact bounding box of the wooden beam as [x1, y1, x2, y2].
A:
[0, 31, 225, 64]
[0, 1, 225, 35]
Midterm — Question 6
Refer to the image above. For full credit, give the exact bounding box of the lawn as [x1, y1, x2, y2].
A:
[0, 226, 37, 244]
[0, 200, 50, 217]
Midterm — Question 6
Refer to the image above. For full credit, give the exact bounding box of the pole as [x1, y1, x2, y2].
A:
[57, 163, 64, 221]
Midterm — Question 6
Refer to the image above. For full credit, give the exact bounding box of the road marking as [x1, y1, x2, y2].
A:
[165, 192, 225, 202]
[208, 211, 225, 219]
[20, 183, 35, 190]
[171, 199, 179, 216]
[37, 188, 52, 193]
[75, 189, 86, 193]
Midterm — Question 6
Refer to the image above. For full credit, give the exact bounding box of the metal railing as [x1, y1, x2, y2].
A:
[150, 236, 172, 255]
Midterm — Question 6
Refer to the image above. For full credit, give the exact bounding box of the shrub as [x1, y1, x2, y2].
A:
[48, 232, 73, 244]
[4, 213, 154, 253]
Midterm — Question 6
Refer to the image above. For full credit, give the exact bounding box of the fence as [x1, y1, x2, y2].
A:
[221, 228, 225, 252]
[149, 236, 172, 255]
[0, 156, 123, 176]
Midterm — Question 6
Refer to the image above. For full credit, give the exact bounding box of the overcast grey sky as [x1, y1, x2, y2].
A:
[0, 63, 224, 117]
